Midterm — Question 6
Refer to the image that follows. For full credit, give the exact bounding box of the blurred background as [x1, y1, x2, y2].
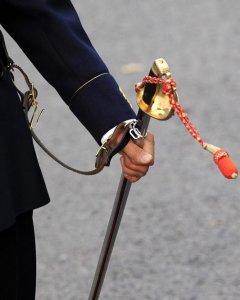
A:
[3, 0, 240, 299]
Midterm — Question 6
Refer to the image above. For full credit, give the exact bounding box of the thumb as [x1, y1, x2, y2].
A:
[142, 131, 155, 165]
[122, 133, 154, 165]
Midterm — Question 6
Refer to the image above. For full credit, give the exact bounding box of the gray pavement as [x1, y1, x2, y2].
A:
[3, 0, 240, 299]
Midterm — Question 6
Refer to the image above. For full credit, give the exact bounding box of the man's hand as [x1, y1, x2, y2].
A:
[120, 131, 154, 182]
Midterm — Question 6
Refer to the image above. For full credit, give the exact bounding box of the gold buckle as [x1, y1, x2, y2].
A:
[28, 83, 44, 129]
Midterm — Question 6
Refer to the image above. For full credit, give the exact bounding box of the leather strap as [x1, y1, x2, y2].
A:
[0, 30, 135, 175]
[30, 120, 131, 175]
[12, 64, 135, 175]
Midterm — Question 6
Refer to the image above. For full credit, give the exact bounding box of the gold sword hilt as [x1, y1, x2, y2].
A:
[136, 58, 179, 121]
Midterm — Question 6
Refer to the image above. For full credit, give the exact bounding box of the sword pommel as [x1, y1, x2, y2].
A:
[151, 58, 171, 78]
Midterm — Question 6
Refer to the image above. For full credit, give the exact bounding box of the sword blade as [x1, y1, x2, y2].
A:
[88, 112, 150, 300]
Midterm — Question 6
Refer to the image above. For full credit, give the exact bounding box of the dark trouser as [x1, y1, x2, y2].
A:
[0, 211, 36, 300]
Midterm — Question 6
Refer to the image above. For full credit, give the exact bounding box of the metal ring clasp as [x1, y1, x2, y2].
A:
[128, 120, 144, 140]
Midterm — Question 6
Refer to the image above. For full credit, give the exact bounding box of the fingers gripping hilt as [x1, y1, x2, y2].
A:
[136, 58, 238, 179]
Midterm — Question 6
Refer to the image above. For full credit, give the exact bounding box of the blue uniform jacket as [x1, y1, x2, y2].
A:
[0, 0, 136, 230]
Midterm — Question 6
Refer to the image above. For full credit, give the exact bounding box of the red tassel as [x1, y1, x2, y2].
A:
[213, 149, 238, 179]
[136, 75, 238, 179]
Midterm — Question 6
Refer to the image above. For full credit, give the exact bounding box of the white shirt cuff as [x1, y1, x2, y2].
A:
[101, 119, 136, 144]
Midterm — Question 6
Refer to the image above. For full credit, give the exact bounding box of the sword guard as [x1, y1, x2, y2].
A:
[136, 58, 178, 120]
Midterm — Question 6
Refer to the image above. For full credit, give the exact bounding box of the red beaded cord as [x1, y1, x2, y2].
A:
[135, 76, 204, 145]
[135, 76, 238, 179]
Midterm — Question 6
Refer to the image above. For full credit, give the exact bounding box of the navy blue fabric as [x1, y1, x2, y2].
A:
[0, 72, 50, 230]
[0, 211, 36, 298]
[0, 0, 136, 143]
[0, 1, 136, 230]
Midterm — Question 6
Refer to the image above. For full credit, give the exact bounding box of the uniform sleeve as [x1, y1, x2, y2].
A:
[0, 0, 136, 144]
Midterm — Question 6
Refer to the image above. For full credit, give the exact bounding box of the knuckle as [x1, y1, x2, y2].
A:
[142, 169, 148, 177]
[126, 161, 135, 170]
[150, 157, 155, 166]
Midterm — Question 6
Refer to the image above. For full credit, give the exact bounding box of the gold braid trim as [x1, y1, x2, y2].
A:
[69, 72, 109, 106]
